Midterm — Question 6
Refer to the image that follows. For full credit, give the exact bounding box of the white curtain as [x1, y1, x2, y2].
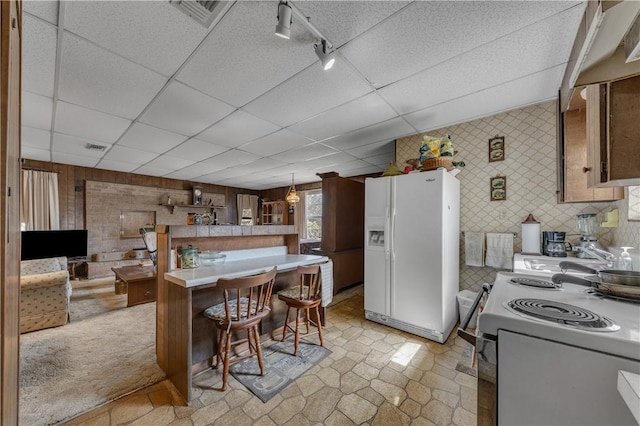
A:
[21, 170, 60, 230]
[294, 191, 307, 238]
[236, 194, 258, 225]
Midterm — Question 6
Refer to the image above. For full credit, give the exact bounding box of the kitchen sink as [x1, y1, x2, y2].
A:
[513, 254, 608, 275]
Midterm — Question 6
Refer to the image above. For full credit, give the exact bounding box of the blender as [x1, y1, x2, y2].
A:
[575, 213, 603, 258]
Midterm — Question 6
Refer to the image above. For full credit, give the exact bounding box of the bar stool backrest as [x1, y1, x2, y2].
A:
[216, 267, 277, 325]
[297, 264, 321, 301]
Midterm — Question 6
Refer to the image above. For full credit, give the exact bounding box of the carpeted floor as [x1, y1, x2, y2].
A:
[19, 279, 165, 426]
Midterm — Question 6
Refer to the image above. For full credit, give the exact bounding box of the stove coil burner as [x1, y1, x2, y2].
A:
[505, 298, 620, 332]
[509, 277, 561, 290]
[584, 288, 640, 304]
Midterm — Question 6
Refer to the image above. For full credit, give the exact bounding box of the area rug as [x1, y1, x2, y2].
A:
[20, 301, 166, 426]
[230, 340, 331, 402]
[455, 341, 477, 377]
[69, 278, 127, 322]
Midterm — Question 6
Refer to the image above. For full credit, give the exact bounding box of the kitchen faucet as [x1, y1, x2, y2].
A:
[575, 243, 615, 266]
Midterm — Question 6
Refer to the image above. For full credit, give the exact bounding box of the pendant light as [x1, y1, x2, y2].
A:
[285, 173, 300, 205]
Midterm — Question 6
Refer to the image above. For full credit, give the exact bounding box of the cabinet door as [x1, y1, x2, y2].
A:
[564, 107, 623, 202]
[609, 75, 640, 182]
[586, 76, 640, 187]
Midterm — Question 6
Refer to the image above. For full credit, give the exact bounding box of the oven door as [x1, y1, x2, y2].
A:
[457, 283, 497, 426]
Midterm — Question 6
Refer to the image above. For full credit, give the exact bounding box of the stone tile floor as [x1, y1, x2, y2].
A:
[67, 285, 477, 425]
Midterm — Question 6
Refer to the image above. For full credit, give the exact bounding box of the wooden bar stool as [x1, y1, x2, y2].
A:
[277, 264, 324, 356]
[203, 267, 277, 391]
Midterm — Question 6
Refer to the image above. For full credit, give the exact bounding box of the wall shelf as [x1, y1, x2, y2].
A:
[160, 204, 226, 215]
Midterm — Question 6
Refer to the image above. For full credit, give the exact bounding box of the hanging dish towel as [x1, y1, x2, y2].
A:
[465, 232, 485, 267]
[320, 260, 334, 307]
[486, 233, 514, 270]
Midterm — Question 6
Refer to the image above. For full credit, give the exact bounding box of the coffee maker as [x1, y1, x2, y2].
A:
[542, 231, 571, 257]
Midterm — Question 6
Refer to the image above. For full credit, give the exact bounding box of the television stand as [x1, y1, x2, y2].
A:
[67, 257, 88, 280]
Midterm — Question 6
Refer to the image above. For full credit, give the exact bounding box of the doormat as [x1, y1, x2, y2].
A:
[229, 340, 331, 402]
[455, 342, 477, 377]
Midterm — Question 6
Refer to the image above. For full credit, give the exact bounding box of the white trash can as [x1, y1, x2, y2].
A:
[457, 289, 479, 329]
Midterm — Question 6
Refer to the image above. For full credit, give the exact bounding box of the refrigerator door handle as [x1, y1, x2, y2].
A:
[384, 207, 390, 258]
[390, 208, 396, 261]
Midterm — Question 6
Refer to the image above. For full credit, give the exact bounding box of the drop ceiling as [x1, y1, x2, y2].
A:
[21, 0, 586, 190]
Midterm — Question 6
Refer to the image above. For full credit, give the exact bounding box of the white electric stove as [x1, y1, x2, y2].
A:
[473, 271, 640, 426]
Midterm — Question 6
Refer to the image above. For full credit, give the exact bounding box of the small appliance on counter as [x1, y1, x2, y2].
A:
[542, 231, 571, 257]
[575, 213, 604, 258]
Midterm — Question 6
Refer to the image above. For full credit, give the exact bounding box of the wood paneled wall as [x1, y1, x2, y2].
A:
[22, 160, 260, 230]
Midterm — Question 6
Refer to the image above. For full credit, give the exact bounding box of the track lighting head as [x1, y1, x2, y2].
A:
[275, 2, 292, 39]
[315, 39, 335, 70]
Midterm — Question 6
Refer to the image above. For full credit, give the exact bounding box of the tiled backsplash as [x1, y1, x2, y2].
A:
[396, 101, 639, 292]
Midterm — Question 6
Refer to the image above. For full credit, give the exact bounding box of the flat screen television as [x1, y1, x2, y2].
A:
[21, 230, 88, 260]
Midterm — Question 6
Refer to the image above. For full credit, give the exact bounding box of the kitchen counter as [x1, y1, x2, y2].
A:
[165, 253, 327, 288]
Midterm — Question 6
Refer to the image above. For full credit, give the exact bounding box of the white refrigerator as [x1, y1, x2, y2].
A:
[364, 169, 460, 343]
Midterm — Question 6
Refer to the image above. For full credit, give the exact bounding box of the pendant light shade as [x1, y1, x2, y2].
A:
[286, 173, 300, 204]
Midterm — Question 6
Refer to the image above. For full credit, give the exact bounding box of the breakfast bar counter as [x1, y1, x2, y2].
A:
[154, 225, 329, 403]
[164, 253, 328, 288]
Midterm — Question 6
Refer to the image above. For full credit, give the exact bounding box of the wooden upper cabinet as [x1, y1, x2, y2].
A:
[586, 75, 640, 187]
[261, 201, 288, 225]
[564, 106, 623, 202]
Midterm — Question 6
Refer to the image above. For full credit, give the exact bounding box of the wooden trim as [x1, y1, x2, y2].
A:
[1, 1, 21, 423]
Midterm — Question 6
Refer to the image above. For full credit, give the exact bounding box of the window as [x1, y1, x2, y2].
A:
[305, 189, 322, 240]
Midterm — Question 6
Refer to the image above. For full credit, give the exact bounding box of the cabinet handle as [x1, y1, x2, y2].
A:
[582, 167, 591, 173]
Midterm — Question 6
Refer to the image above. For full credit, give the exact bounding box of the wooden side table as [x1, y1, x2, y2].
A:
[111, 265, 157, 307]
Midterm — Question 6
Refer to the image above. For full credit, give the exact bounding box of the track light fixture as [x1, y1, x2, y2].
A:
[314, 39, 335, 70]
[275, 1, 292, 39]
[275, 0, 336, 71]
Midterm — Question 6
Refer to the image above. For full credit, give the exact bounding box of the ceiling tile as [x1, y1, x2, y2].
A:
[345, 140, 395, 159]
[22, 146, 51, 162]
[132, 164, 173, 177]
[95, 159, 140, 173]
[143, 155, 196, 171]
[379, 5, 585, 115]
[243, 60, 372, 127]
[199, 149, 262, 172]
[177, 1, 317, 107]
[116, 123, 188, 153]
[57, 32, 168, 119]
[294, 2, 410, 48]
[164, 139, 229, 161]
[139, 81, 236, 136]
[288, 93, 398, 141]
[164, 162, 225, 181]
[404, 65, 566, 132]
[63, 1, 212, 76]
[22, 15, 57, 97]
[196, 110, 281, 148]
[22, 126, 51, 150]
[238, 129, 313, 157]
[341, 1, 581, 88]
[53, 133, 111, 158]
[316, 158, 369, 172]
[196, 167, 250, 183]
[24, 1, 59, 25]
[52, 152, 99, 168]
[231, 158, 288, 174]
[55, 101, 132, 143]
[102, 145, 159, 164]
[269, 143, 339, 163]
[22, 92, 53, 130]
[322, 117, 414, 151]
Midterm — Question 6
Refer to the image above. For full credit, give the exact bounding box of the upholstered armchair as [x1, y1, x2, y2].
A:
[20, 256, 72, 333]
